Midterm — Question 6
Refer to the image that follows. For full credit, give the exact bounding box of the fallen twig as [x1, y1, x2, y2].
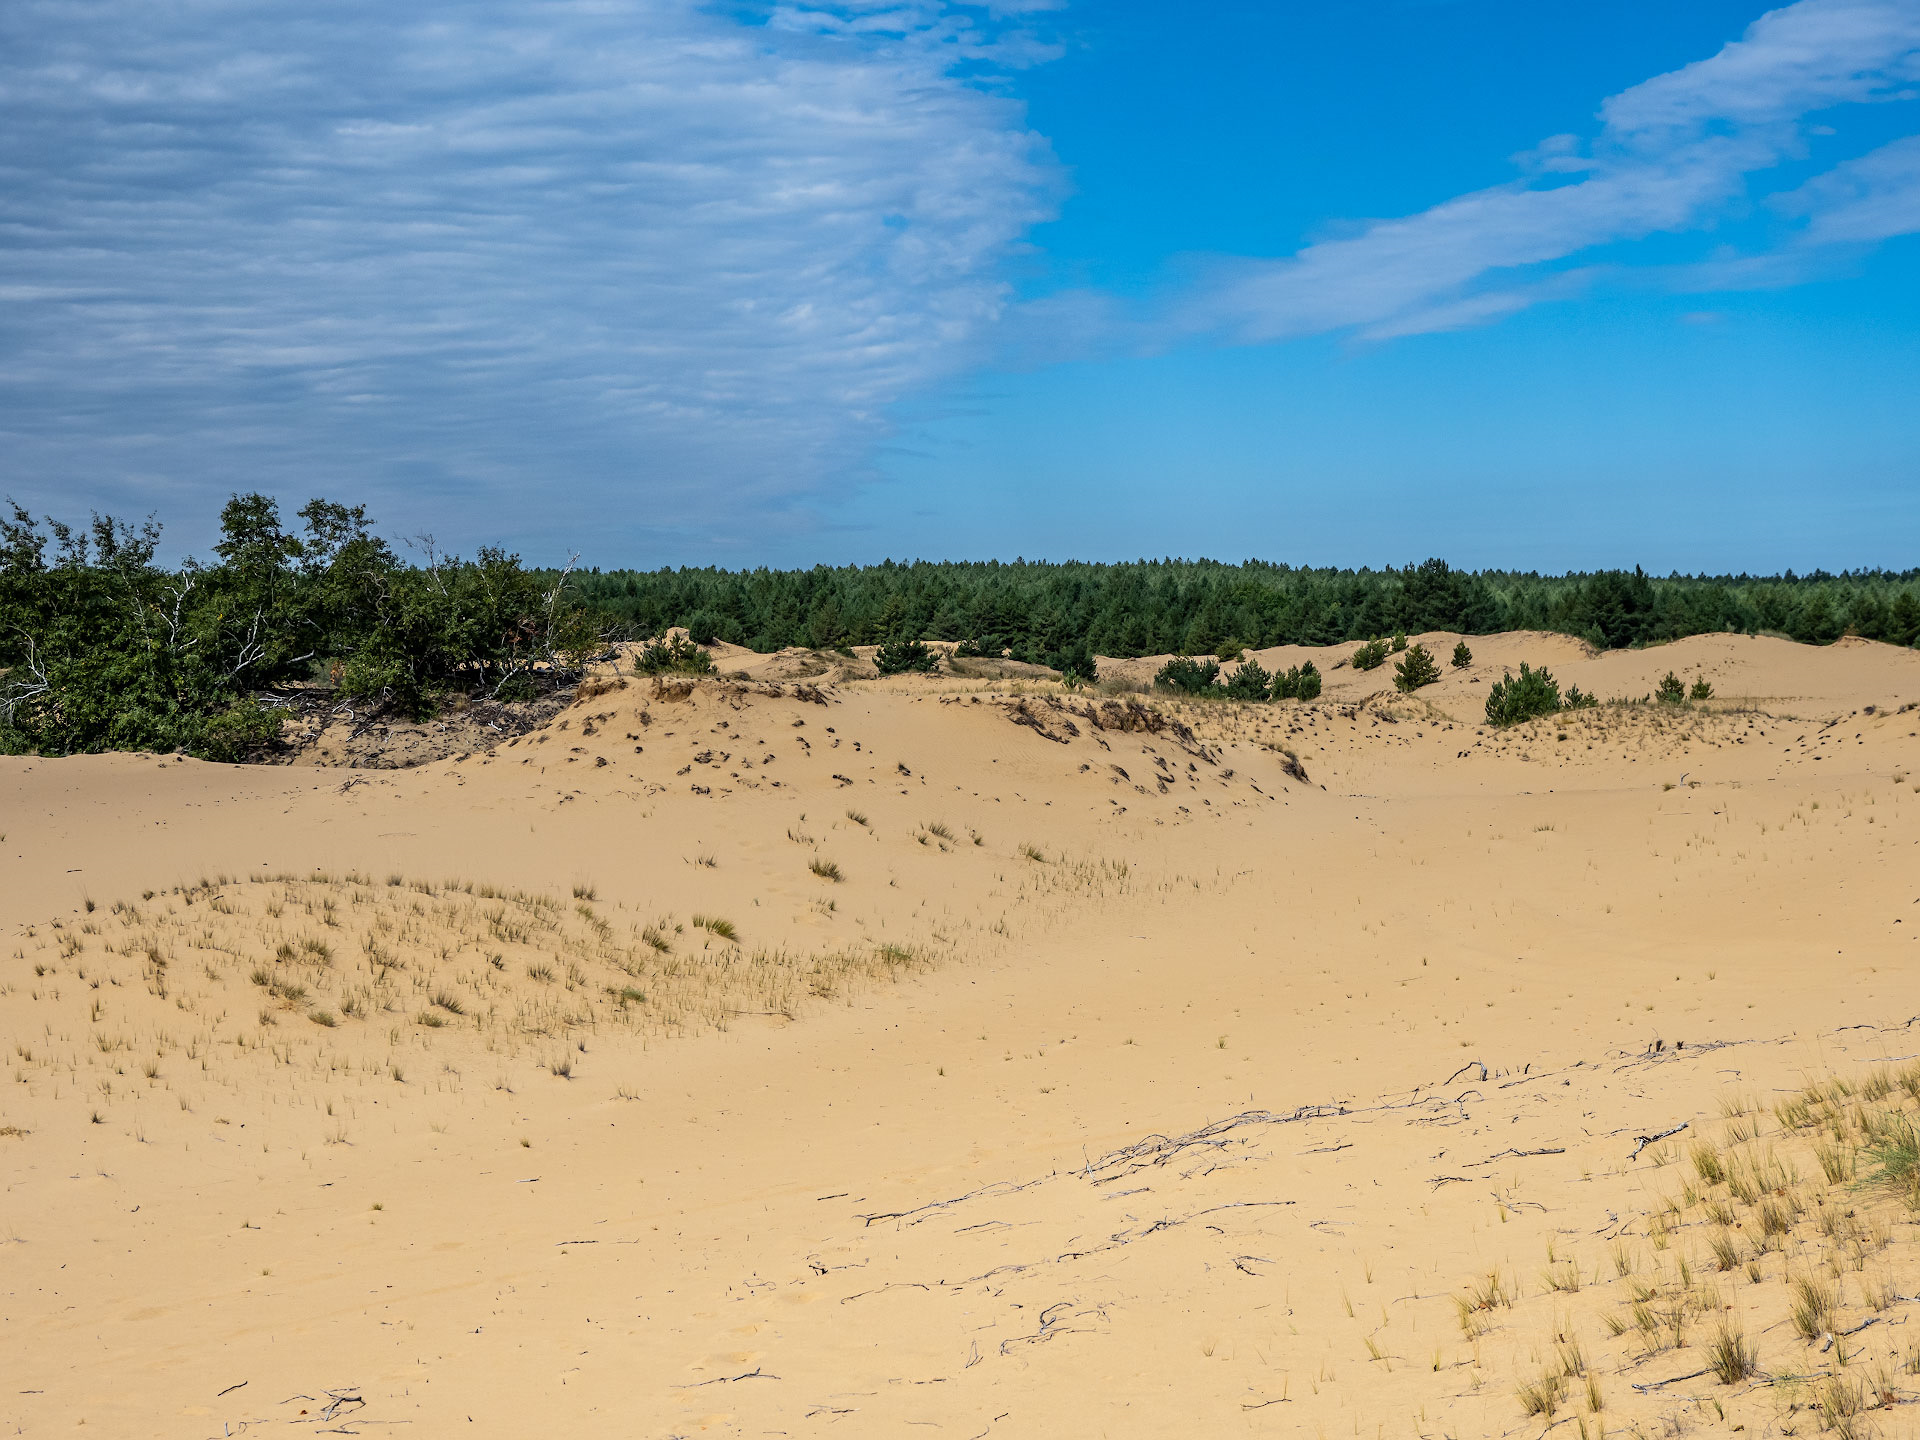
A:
[673, 1367, 779, 1387]
[1628, 1122, 1688, 1160]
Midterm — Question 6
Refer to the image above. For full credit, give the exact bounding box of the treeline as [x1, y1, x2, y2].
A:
[566, 556, 1920, 663]
[4, 492, 1917, 759]
[1, 495, 598, 757]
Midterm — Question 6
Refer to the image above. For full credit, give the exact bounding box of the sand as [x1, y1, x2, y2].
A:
[3, 633, 1920, 1437]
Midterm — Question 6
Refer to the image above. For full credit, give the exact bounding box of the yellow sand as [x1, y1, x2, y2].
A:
[3, 633, 1919, 1436]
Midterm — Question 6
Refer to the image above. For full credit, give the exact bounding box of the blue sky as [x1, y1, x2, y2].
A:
[2, 0, 1918, 570]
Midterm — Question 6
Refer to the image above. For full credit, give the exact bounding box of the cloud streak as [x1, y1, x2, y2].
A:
[0, 0, 1060, 551]
[1176, 0, 1920, 344]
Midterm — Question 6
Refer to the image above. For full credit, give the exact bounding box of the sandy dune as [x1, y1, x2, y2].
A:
[4, 634, 1920, 1437]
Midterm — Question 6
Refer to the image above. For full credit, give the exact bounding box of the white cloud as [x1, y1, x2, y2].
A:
[0, 0, 1061, 553]
[1181, 0, 1920, 345]
[1779, 132, 1920, 241]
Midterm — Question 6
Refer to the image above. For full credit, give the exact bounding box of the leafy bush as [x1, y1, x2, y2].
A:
[1390, 632, 1408, 653]
[1225, 657, 1272, 700]
[1451, 640, 1473, 668]
[1351, 639, 1389, 671]
[1690, 677, 1714, 701]
[1270, 660, 1323, 701]
[1215, 641, 1246, 662]
[1563, 684, 1597, 709]
[634, 634, 715, 676]
[1154, 655, 1220, 693]
[1656, 671, 1686, 703]
[1393, 643, 1441, 692]
[874, 637, 938, 675]
[1485, 663, 1564, 726]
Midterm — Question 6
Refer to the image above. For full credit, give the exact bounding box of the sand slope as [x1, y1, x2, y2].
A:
[3, 635, 1920, 1436]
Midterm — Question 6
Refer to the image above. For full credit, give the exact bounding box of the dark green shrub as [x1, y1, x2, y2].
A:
[1451, 640, 1473, 668]
[634, 634, 715, 675]
[1392, 643, 1440, 692]
[1154, 656, 1220, 694]
[1656, 671, 1686, 703]
[1485, 663, 1563, 726]
[1293, 660, 1322, 700]
[1563, 684, 1597, 709]
[195, 701, 282, 762]
[1351, 639, 1389, 672]
[1689, 678, 1714, 701]
[1048, 640, 1098, 687]
[1390, 632, 1407, 653]
[1225, 657, 1271, 700]
[874, 637, 938, 675]
[1215, 641, 1247, 662]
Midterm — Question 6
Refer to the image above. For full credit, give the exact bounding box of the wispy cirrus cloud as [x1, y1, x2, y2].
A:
[1168, 0, 1920, 344]
[0, 0, 1061, 553]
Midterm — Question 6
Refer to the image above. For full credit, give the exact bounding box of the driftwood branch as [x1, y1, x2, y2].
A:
[1629, 1122, 1688, 1160]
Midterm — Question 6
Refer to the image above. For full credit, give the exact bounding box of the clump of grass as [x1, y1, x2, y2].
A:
[926, 822, 954, 842]
[550, 1057, 573, 1079]
[809, 857, 843, 883]
[1817, 1140, 1856, 1184]
[1516, 1371, 1566, 1419]
[1691, 1142, 1727, 1186]
[1708, 1229, 1741, 1272]
[1707, 1321, 1757, 1384]
[309, 1010, 337, 1027]
[1791, 1273, 1837, 1340]
[527, 962, 556, 982]
[1018, 843, 1046, 862]
[693, 914, 738, 941]
[845, 809, 868, 826]
[417, 1011, 446, 1028]
[572, 881, 597, 901]
[1817, 1375, 1865, 1439]
[431, 991, 465, 1015]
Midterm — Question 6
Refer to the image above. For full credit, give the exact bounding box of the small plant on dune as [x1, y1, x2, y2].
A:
[1791, 1273, 1837, 1340]
[927, 822, 954, 841]
[417, 1010, 445, 1027]
[1225, 657, 1272, 701]
[693, 914, 738, 941]
[1707, 1321, 1757, 1384]
[634, 634, 714, 676]
[1392, 643, 1441, 692]
[1657, 671, 1687, 704]
[1690, 677, 1714, 701]
[431, 991, 465, 1015]
[1485, 663, 1563, 726]
[1692, 1142, 1727, 1185]
[1154, 656, 1220, 694]
[809, 857, 843, 882]
[571, 881, 597, 901]
[845, 809, 868, 826]
[1708, 1228, 1741, 1272]
[1516, 1371, 1566, 1419]
[1351, 638, 1389, 672]
[527, 961, 556, 982]
[1390, 632, 1407, 652]
[874, 637, 938, 675]
[1562, 683, 1597, 709]
[1451, 640, 1472, 668]
[1018, 843, 1046, 862]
